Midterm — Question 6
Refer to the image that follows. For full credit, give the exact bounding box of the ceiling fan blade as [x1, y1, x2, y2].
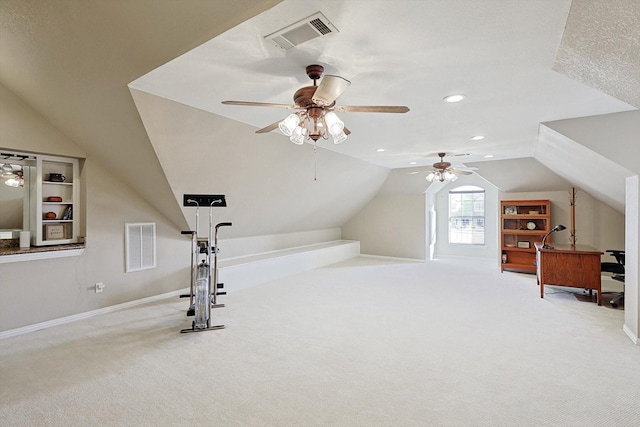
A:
[451, 169, 473, 175]
[222, 100, 297, 110]
[334, 105, 410, 113]
[255, 120, 281, 134]
[312, 75, 351, 106]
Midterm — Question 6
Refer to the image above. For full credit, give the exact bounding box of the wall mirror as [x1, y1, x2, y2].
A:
[0, 151, 36, 239]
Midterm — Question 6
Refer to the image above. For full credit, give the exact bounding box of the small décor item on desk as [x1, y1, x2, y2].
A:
[44, 211, 57, 220]
[541, 224, 566, 249]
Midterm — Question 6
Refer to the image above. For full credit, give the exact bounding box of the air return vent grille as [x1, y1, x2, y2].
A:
[265, 12, 338, 50]
[125, 222, 156, 273]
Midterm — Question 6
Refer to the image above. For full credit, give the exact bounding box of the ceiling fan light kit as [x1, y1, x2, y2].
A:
[1, 163, 14, 177]
[222, 64, 409, 146]
[427, 170, 459, 183]
[278, 113, 301, 136]
[290, 125, 306, 145]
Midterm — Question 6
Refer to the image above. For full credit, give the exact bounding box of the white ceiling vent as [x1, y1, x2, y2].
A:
[265, 12, 338, 50]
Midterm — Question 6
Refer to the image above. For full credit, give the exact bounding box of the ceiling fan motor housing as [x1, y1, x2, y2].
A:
[306, 64, 324, 80]
[294, 86, 318, 108]
[433, 161, 451, 170]
[222, 63, 409, 140]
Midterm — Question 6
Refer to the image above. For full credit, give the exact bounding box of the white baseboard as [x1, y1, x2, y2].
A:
[360, 254, 425, 263]
[623, 324, 640, 345]
[0, 288, 188, 340]
[2, 241, 360, 340]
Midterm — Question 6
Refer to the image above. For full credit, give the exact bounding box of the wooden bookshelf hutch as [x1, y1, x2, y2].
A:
[500, 200, 550, 273]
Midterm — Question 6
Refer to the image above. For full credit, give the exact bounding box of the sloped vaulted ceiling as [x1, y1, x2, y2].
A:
[129, 88, 389, 236]
[537, 0, 640, 212]
[0, 0, 284, 229]
[1, 0, 638, 236]
[130, 0, 633, 170]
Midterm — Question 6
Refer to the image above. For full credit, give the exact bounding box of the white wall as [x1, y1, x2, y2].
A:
[624, 176, 639, 343]
[0, 86, 190, 333]
[219, 228, 342, 259]
[342, 194, 426, 260]
[0, 157, 191, 332]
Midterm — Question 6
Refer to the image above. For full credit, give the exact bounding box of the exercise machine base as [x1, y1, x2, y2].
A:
[180, 323, 225, 334]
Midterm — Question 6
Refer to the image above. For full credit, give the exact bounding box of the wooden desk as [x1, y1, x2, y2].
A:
[535, 243, 603, 305]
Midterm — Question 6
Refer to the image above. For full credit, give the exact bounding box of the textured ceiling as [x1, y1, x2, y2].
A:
[554, 0, 640, 108]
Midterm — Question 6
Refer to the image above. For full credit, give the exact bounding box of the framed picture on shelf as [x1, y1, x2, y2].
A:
[504, 205, 517, 215]
[517, 241, 530, 249]
[45, 224, 65, 240]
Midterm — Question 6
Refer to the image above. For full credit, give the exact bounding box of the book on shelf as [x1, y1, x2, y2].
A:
[61, 205, 73, 220]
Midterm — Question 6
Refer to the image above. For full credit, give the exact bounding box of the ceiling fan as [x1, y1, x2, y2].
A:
[425, 152, 476, 182]
[222, 64, 410, 145]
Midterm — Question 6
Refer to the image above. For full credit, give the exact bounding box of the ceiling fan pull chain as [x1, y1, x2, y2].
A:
[314, 143, 318, 181]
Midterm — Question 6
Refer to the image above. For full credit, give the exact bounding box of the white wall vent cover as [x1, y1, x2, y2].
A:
[265, 12, 338, 50]
[125, 222, 156, 272]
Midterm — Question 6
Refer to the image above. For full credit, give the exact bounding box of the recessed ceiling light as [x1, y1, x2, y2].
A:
[484, 154, 494, 158]
[409, 161, 417, 165]
[408, 171, 420, 175]
[470, 135, 485, 141]
[443, 94, 466, 103]
[376, 148, 386, 152]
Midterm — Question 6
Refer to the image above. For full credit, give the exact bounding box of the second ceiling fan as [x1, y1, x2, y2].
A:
[222, 64, 410, 145]
[425, 153, 476, 182]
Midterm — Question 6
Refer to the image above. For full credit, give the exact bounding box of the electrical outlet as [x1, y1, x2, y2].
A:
[95, 282, 105, 293]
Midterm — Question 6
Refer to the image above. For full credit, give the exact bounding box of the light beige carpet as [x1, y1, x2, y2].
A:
[1, 256, 639, 426]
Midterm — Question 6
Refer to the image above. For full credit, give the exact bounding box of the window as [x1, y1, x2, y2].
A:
[448, 186, 485, 245]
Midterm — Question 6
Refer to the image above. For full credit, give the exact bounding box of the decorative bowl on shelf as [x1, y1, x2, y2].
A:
[44, 211, 57, 220]
[47, 196, 63, 202]
[48, 173, 66, 182]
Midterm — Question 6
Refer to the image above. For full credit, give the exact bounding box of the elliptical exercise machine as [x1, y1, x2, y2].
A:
[180, 194, 231, 333]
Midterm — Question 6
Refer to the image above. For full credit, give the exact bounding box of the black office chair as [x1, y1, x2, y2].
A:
[601, 250, 625, 308]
